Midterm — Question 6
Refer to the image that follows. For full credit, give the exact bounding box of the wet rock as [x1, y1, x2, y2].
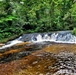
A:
[0, 43, 4, 47]
[0, 42, 52, 63]
[53, 52, 76, 75]
[0, 43, 76, 75]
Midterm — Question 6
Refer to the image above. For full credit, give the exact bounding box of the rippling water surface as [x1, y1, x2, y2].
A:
[0, 41, 76, 75]
[0, 31, 76, 75]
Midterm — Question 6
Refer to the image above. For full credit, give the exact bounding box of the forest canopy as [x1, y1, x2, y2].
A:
[0, 0, 76, 42]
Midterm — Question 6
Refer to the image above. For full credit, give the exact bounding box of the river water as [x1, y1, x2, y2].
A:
[0, 31, 76, 75]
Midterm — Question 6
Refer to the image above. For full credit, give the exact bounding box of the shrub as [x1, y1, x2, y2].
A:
[72, 28, 76, 36]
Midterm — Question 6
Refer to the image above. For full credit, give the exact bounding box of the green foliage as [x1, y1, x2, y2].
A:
[72, 28, 76, 36]
[0, 15, 16, 23]
[0, 0, 76, 42]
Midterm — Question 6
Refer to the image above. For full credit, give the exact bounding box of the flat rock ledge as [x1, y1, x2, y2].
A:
[0, 42, 76, 75]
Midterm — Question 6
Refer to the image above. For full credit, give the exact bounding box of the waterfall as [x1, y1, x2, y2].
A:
[0, 36, 23, 49]
[0, 31, 76, 49]
[50, 33, 58, 41]
[36, 34, 43, 42]
[31, 31, 76, 44]
[43, 34, 51, 41]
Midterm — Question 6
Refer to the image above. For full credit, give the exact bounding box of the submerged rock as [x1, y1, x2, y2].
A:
[0, 42, 76, 75]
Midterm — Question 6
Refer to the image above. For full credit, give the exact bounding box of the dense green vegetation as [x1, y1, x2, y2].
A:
[72, 27, 76, 35]
[0, 0, 76, 42]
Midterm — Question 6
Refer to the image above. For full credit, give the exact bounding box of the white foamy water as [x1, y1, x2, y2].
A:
[36, 34, 43, 42]
[31, 32, 76, 44]
[0, 40, 23, 49]
[0, 36, 23, 50]
[0, 31, 76, 49]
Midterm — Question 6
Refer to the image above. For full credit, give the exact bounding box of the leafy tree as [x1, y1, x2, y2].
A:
[0, 0, 76, 42]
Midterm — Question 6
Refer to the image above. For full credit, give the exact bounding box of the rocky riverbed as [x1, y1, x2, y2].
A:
[0, 42, 76, 75]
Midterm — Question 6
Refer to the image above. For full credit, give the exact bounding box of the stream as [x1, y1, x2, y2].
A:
[0, 31, 76, 75]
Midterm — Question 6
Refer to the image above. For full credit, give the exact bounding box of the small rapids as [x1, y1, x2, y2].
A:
[0, 31, 76, 49]
[0, 32, 76, 75]
[30, 31, 76, 43]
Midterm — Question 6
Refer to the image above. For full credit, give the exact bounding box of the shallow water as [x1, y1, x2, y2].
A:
[0, 42, 76, 75]
[0, 31, 76, 75]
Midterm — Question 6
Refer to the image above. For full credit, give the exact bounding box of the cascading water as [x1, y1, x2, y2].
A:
[31, 31, 76, 43]
[0, 36, 23, 49]
[32, 34, 43, 42]
[0, 31, 76, 75]
[0, 31, 76, 49]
